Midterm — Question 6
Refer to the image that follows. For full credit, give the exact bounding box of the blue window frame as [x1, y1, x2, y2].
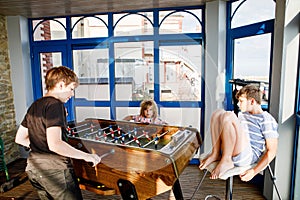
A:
[291, 57, 300, 199]
[28, 6, 205, 137]
[225, 1, 275, 111]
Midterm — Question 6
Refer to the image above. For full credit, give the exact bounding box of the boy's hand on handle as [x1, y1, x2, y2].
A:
[86, 154, 101, 167]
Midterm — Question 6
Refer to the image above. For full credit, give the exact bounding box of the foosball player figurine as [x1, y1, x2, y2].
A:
[143, 131, 151, 141]
[134, 136, 141, 147]
[154, 134, 159, 150]
[90, 123, 95, 132]
[121, 133, 126, 144]
[103, 132, 108, 141]
[110, 126, 115, 138]
[134, 128, 137, 136]
[117, 126, 121, 135]
[114, 137, 119, 144]
[128, 130, 132, 140]
[67, 126, 73, 136]
[97, 129, 103, 137]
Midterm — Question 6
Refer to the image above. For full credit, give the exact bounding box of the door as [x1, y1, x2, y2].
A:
[31, 45, 74, 121]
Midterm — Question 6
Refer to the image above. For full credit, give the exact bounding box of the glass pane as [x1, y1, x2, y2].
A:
[73, 48, 109, 100]
[161, 108, 201, 130]
[233, 34, 271, 80]
[160, 10, 202, 34]
[75, 107, 110, 122]
[159, 44, 202, 101]
[40, 52, 62, 95]
[116, 107, 140, 121]
[33, 18, 66, 41]
[233, 34, 271, 105]
[231, 0, 275, 28]
[72, 16, 108, 38]
[75, 84, 110, 100]
[114, 41, 154, 101]
[114, 12, 153, 36]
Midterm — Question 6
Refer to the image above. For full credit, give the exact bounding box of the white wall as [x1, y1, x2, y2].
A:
[204, 0, 227, 153]
[7, 16, 33, 125]
[267, 0, 300, 199]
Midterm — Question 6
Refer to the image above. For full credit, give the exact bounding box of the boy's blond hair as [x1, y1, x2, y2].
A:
[45, 66, 78, 91]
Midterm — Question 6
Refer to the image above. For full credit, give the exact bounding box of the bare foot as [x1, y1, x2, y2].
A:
[210, 159, 234, 179]
[199, 153, 221, 170]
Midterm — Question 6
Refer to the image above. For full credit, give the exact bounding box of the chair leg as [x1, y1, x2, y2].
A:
[190, 169, 209, 200]
[267, 165, 282, 200]
[225, 176, 233, 200]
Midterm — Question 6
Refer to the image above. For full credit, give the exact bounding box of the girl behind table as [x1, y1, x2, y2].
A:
[123, 99, 167, 125]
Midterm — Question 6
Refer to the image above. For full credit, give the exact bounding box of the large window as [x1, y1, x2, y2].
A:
[231, 0, 275, 29]
[114, 41, 154, 101]
[29, 7, 205, 130]
[72, 15, 108, 38]
[226, 0, 275, 110]
[159, 44, 202, 101]
[32, 18, 66, 41]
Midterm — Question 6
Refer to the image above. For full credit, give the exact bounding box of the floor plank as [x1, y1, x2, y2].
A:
[0, 158, 265, 200]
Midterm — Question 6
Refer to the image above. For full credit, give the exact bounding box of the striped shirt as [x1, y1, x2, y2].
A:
[238, 111, 279, 160]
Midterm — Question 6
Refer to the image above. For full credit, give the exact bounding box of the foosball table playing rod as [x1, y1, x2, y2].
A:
[142, 130, 170, 148]
[103, 128, 135, 143]
[69, 123, 89, 130]
[108, 132, 130, 143]
[75, 125, 110, 135]
[99, 149, 115, 159]
[94, 126, 124, 141]
[124, 133, 146, 146]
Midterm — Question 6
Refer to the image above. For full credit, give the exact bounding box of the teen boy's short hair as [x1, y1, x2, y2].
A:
[45, 66, 79, 91]
[235, 84, 262, 104]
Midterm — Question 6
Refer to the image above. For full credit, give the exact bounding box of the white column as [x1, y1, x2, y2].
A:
[266, 0, 300, 199]
[7, 16, 33, 125]
[203, 0, 227, 153]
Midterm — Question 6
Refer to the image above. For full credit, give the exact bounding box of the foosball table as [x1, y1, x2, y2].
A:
[67, 118, 202, 200]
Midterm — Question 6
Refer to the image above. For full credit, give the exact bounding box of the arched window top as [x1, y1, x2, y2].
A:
[231, 0, 275, 28]
[32, 18, 66, 41]
[72, 15, 108, 38]
[159, 9, 202, 34]
[114, 12, 153, 36]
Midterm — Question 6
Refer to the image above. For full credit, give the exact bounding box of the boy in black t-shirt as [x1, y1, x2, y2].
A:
[15, 66, 101, 200]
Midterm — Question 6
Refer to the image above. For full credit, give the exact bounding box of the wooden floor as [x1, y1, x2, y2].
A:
[0, 158, 266, 200]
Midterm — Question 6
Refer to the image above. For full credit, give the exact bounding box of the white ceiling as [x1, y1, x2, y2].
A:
[0, 0, 219, 18]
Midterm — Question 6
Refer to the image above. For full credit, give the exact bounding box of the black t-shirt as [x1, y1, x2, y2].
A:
[21, 96, 72, 170]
